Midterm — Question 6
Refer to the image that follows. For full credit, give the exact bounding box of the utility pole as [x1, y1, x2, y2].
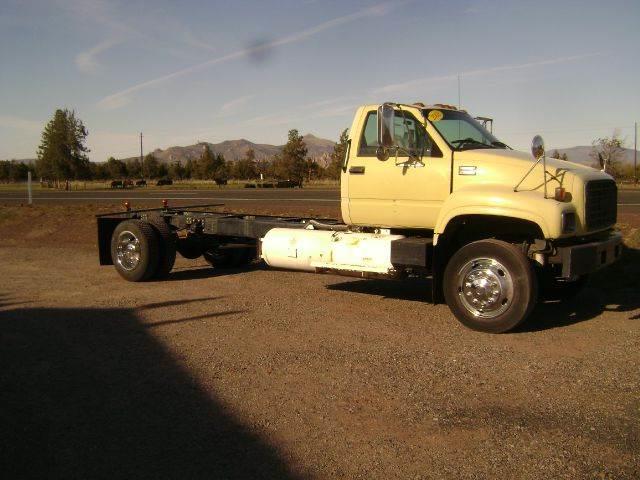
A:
[140, 132, 144, 178]
[634, 121, 637, 185]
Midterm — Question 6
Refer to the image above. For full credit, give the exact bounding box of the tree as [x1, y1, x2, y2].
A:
[590, 132, 625, 177]
[184, 158, 194, 179]
[215, 159, 231, 181]
[194, 144, 217, 179]
[36, 109, 90, 180]
[232, 148, 257, 179]
[550, 150, 569, 161]
[126, 158, 142, 177]
[143, 153, 161, 178]
[327, 128, 349, 180]
[105, 157, 127, 178]
[275, 129, 307, 184]
[0, 160, 30, 182]
[168, 161, 186, 180]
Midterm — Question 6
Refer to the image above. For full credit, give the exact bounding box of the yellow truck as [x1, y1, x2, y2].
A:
[97, 102, 622, 333]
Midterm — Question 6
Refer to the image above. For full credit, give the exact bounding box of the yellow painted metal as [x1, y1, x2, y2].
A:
[341, 104, 616, 241]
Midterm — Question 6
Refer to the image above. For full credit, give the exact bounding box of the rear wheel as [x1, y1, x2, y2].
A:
[443, 239, 538, 333]
[110, 220, 159, 282]
[149, 219, 177, 279]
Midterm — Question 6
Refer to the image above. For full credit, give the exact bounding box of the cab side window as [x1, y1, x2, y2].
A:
[394, 111, 442, 158]
[358, 111, 379, 156]
[358, 110, 442, 158]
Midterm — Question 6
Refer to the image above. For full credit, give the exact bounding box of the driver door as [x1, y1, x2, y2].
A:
[346, 106, 450, 229]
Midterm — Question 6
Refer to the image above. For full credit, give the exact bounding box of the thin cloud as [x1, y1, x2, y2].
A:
[98, 1, 406, 110]
[220, 95, 255, 113]
[373, 53, 601, 94]
[75, 38, 122, 74]
[0, 115, 42, 131]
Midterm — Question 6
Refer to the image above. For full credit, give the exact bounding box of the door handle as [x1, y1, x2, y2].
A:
[349, 166, 365, 174]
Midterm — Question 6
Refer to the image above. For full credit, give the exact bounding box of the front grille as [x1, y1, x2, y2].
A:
[585, 180, 617, 230]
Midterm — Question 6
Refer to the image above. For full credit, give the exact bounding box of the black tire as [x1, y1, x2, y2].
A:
[110, 220, 159, 282]
[149, 219, 177, 279]
[203, 246, 255, 269]
[540, 275, 588, 302]
[443, 239, 538, 333]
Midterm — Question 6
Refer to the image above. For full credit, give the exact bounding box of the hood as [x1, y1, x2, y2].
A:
[453, 148, 611, 193]
[452, 148, 616, 235]
[455, 148, 595, 174]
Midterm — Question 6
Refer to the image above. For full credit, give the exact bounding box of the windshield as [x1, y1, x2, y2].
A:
[423, 109, 509, 151]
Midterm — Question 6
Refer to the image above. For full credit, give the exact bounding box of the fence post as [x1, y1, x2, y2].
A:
[27, 171, 32, 205]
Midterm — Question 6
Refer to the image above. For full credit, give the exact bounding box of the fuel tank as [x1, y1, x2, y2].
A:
[261, 228, 405, 273]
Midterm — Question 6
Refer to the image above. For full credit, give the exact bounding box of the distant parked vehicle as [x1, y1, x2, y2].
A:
[110, 180, 123, 189]
[156, 178, 173, 186]
[135, 179, 147, 187]
[276, 179, 302, 188]
[123, 179, 133, 188]
[214, 178, 228, 186]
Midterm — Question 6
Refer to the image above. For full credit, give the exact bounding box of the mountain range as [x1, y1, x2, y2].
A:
[4, 141, 637, 168]
[549, 146, 637, 167]
[122, 134, 337, 166]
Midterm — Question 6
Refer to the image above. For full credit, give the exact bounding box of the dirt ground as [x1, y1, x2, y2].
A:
[1, 203, 639, 479]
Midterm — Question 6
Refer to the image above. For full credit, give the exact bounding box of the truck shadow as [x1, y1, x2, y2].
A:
[326, 277, 434, 303]
[0, 303, 299, 480]
[326, 245, 640, 333]
[521, 244, 640, 332]
[166, 263, 262, 281]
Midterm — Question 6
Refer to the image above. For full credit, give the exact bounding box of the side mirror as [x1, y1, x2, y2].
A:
[375, 146, 389, 161]
[531, 135, 545, 159]
[377, 103, 395, 151]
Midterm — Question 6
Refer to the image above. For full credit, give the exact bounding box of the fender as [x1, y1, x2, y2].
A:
[433, 184, 574, 244]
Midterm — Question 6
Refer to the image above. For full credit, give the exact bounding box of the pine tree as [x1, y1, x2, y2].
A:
[195, 144, 217, 179]
[327, 128, 349, 180]
[276, 129, 307, 185]
[36, 109, 90, 180]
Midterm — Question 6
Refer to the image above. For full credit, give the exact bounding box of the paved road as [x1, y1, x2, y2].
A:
[1, 187, 639, 213]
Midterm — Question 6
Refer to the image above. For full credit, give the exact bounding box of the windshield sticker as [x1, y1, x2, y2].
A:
[428, 110, 443, 122]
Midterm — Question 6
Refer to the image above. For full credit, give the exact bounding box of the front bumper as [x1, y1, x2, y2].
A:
[552, 231, 623, 278]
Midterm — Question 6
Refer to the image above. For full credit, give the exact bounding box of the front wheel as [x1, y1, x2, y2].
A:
[443, 239, 538, 333]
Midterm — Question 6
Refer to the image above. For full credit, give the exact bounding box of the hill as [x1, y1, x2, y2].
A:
[122, 134, 335, 166]
[549, 146, 638, 167]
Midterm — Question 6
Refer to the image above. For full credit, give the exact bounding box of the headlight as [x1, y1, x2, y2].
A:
[561, 212, 576, 234]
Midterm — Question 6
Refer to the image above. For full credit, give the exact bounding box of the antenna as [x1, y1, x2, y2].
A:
[457, 74, 461, 109]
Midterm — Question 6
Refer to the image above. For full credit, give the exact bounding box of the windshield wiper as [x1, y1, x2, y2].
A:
[451, 138, 493, 150]
[491, 140, 510, 149]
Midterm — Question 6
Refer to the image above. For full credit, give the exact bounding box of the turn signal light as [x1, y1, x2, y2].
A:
[124, 201, 131, 212]
[554, 187, 567, 201]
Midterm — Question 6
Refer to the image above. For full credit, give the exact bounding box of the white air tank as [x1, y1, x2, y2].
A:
[261, 228, 405, 274]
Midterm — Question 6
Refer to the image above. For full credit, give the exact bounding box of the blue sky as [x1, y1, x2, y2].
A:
[1, 0, 638, 161]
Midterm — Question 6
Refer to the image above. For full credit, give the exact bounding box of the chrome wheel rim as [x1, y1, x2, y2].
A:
[116, 230, 141, 271]
[457, 258, 513, 319]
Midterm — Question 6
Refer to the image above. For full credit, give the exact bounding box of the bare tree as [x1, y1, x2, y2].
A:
[590, 131, 626, 177]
